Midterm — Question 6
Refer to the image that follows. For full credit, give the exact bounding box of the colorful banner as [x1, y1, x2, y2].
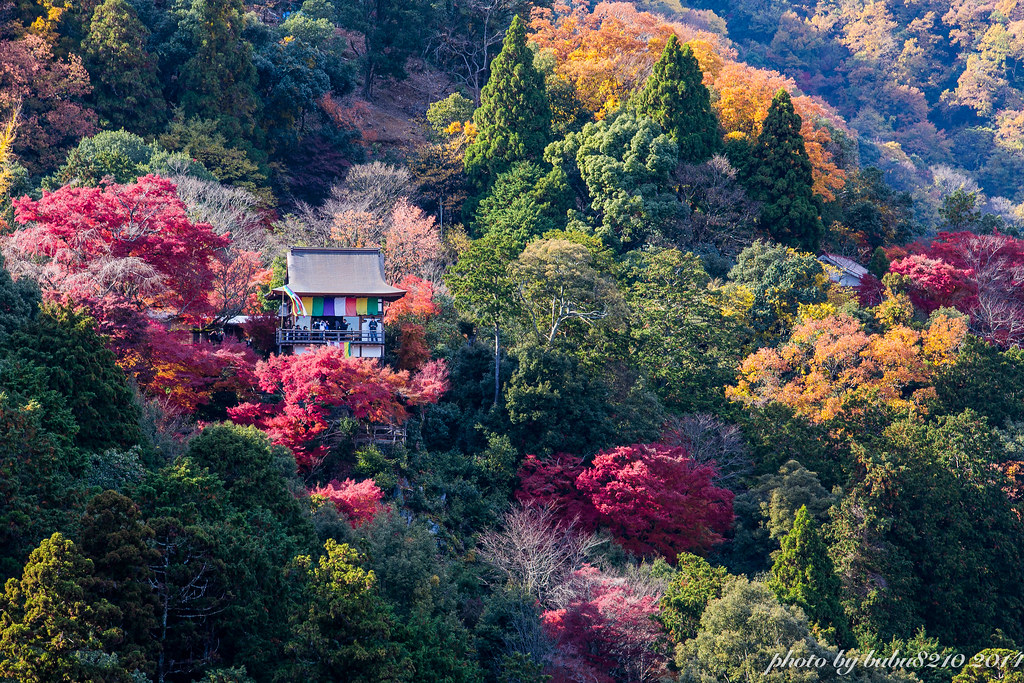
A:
[281, 284, 307, 316]
[291, 295, 385, 319]
[343, 341, 351, 357]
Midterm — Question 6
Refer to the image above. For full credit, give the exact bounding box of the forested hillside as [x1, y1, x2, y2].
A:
[692, 0, 1024, 219]
[1, 0, 1024, 680]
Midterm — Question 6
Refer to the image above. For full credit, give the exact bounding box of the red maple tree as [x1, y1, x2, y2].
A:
[888, 253, 974, 313]
[146, 325, 258, 414]
[889, 231, 1024, 346]
[541, 564, 666, 683]
[311, 478, 385, 527]
[229, 347, 448, 471]
[9, 174, 229, 325]
[517, 443, 733, 559]
[6, 175, 268, 413]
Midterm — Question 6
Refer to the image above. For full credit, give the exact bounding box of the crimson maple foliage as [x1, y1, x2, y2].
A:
[9, 174, 229, 325]
[856, 273, 886, 307]
[229, 347, 448, 471]
[888, 253, 973, 313]
[145, 325, 258, 414]
[240, 313, 280, 356]
[394, 323, 430, 371]
[62, 292, 151, 375]
[517, 444, 733, 559]
[517, 454, 597, 526]
[310, 478, 384, 527]
[889, 231, 1024, 346]
[386, 275, 442, 371]
[5, 175, 269, 412]
[41, 292, 258, 413]
[541, 564, 664, 683]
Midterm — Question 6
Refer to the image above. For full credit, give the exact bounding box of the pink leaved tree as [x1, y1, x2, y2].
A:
[311, 478, 384, 527]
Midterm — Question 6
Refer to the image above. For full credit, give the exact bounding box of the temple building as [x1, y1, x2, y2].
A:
[818, 253, 868, 288]
[271, 247, 406, 356]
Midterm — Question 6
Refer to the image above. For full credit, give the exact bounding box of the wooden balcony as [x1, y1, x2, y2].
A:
[276, 328, 384, 345]
[353, 423, 407, 445]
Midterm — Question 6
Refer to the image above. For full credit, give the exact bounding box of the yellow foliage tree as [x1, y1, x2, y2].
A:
[529, 1, 847, 199]
[727, 312, 967, 422]
[0, 106, 19, 197]
[529, 1, 730, 117]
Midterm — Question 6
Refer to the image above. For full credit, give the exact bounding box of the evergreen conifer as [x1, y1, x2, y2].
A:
[768, 505, 852, 646]
[631, 35, 719, 163]
[177, 0, 260, 144]
[83, 0, 167, 134]
[464, 15, 551, 191]
[749, 90, 823, 251]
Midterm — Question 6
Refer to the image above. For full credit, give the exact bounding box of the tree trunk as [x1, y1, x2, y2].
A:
[362, 57, 375, 100]
[493, 321, 501, 406]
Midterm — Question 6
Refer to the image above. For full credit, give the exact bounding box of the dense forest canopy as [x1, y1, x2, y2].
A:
[1, 0, 1024, 680]
[688, 0, 1024, 220]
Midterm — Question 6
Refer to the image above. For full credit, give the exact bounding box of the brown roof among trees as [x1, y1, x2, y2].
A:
[279, 247, 407, 299]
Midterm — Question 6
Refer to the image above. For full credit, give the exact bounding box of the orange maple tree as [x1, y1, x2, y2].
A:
[530, 1, 728, 116]
[727, 312, 967, 422]
[528, 1, 847, 198]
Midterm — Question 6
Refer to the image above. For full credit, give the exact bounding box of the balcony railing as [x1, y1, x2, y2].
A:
[277, 328, 384, 345]
[353, 423, 407, 445]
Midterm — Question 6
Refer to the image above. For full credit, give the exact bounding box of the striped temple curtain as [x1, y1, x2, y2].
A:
[302, 297, 383, 317]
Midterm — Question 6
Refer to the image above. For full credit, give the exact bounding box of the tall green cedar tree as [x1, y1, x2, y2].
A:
[473, 161, 570, 244]
[176, 0, 260, 144]
[0, 533, 130, 682]
[749, 90, 823, 252]
[82, 0, 167, 134]
[868, 246, 889, 279]
[659, 553, 729, 644]
[79, 491, 159, 676]
[464, 15, 551, 192]
[768, 505, 853, 647]
[4, 304, 143, 453]
[630, 35, 719, 163]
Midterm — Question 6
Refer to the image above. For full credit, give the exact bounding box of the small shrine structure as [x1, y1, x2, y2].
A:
[271, 247, 406, 356]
